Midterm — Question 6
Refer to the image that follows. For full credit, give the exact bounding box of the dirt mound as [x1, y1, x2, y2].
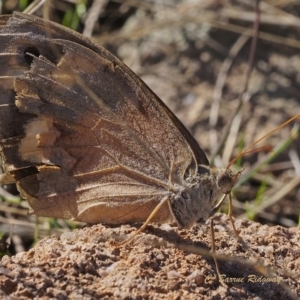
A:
[1, 214, 299, 299]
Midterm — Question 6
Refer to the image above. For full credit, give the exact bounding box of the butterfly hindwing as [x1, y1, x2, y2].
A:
[0, 12, 209, 223]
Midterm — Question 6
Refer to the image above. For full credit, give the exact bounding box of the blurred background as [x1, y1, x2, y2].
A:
[0, 0, 300, 256]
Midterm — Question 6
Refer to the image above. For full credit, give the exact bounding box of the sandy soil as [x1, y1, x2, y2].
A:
[1, 214, 299, 299]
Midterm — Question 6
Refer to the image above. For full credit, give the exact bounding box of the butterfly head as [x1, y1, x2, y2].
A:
[215, 167, 242, 195]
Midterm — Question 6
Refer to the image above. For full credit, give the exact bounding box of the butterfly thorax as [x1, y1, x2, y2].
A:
[169, 166, 238, 229]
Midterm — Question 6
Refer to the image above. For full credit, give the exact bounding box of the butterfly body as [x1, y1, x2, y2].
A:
[0, 13, 237, 227]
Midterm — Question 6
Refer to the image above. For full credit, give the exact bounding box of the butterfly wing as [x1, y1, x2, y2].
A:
[0, 12, 209, 223]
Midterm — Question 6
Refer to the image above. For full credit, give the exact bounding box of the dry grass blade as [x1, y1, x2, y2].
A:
[83, 0, 108, 37]
[239, 175, 300, 220]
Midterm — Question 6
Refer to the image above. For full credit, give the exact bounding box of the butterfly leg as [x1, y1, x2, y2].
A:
[210, 218, 226, 287]
[210, 193, 240, 236]
[228, 193, 240, 235]
[210, 194, 227, 217]
[116, 196, 170, 246]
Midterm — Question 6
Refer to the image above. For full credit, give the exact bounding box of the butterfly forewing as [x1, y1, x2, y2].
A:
[0, 12, 209, 223]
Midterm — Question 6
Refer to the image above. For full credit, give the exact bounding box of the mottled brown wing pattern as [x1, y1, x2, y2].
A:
[0, 12, 209, 223]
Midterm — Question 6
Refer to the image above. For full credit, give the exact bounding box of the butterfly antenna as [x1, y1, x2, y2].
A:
[227, 113, 300, 169]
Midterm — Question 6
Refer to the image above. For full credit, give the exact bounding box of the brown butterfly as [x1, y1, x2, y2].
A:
[0, 12, 239, 228]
